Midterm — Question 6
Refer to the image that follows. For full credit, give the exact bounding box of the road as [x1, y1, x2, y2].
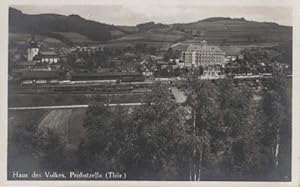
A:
[8, 103, 146, 110]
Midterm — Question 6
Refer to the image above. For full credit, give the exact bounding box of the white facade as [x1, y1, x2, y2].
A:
[27, 47, 39, 62]
[183, 40, 226, 77]
[183, 41, 225, 68]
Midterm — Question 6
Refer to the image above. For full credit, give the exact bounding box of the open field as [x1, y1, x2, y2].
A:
[173, 19, 291, 43]
[219, 43, 280, 55]
[110, 29, 188, 43]
[9, 32, 98, 48]
[38, 109, 73, 141]
[9, 33, 67, 48]
[171, 40, 280, 55]
[53, 32, 94, 43]
[37, 109, 86, 149]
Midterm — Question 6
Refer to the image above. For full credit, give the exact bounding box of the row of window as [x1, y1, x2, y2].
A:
[192, 60, 223, 64]
[192, 57, 223, 61]
[203, 71, 222, 76]
[38, 58, 59, 64]
[186, 51, 225, 55]
[191, 54, 224, 58]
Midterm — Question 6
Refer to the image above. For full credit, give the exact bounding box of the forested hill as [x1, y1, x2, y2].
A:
[9, 8, 112, 41]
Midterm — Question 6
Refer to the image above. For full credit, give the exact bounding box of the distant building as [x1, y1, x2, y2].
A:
[33, 51, 60, 64]
[27, 35, 39, 62]
[18, 71, 60, 85]
[142, 69, 153, 77]
[74, 46, 103, 54]
[27, 35, 60, 65]
[182, 40, 226, 77]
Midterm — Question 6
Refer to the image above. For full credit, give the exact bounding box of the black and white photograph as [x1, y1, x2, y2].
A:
[5, 0, 294, 182]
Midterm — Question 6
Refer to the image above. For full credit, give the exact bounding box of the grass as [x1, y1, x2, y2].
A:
[219, 43, 279, 55]
[111, 30, 187, 43]
[172, 40, 280, 55]
[38, 109, 73, 139]
[9, 33, 66, 47]
[53, 32, 94, 44]
[36, 108, 87, 149]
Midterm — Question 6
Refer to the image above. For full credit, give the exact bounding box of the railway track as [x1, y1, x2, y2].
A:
[8, 103, 146, 110]
[9, 91, 147, 95]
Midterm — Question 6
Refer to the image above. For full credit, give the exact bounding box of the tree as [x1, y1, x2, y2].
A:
[212, 79, 266, 179]
[32, 128, 67, 171]
[125, 83, 192, 180]
[180, 70, 219, 181]
[149, 46, 157, 55]
[260, 71, 291, 179]
[179, 72, 270, 180]
[79, 101, 131, 172]
[163, 48, 173, 61]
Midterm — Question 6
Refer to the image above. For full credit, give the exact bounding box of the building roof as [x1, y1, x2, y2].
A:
[33, 51, 59, 60]
[70, 71, 142, 78]
[40, 51, 58, 56]
[157, 60, 169, 65]
[19, 71, 60, 80]
[186, 44, 223, 53]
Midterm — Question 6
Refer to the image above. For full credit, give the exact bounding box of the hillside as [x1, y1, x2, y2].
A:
[107, 18, 291, 47]
[9, 33, 67, 49]
[110, 29, 189, 43]
[172, 18, 292, 44]
[9, 8, 112, 42]
[9, 7, 292, 47]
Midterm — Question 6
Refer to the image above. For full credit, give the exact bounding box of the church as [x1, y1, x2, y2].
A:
[27, 35, 60, 65]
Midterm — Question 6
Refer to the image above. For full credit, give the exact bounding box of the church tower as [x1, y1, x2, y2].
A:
[27, 34, 39, 62]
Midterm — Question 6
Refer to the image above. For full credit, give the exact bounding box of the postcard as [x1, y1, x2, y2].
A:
[0, 0, 299, 186]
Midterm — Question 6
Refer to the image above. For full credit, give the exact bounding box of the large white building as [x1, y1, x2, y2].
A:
[182, 40, 226, 77]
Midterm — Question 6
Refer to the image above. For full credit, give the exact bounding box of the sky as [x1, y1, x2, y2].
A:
[11, 0, 293, 26]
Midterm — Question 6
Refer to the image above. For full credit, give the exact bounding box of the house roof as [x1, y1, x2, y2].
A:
[19, 71, 60, 80]
[33, 51, 59, 60]
[40, 51, 58, 56]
